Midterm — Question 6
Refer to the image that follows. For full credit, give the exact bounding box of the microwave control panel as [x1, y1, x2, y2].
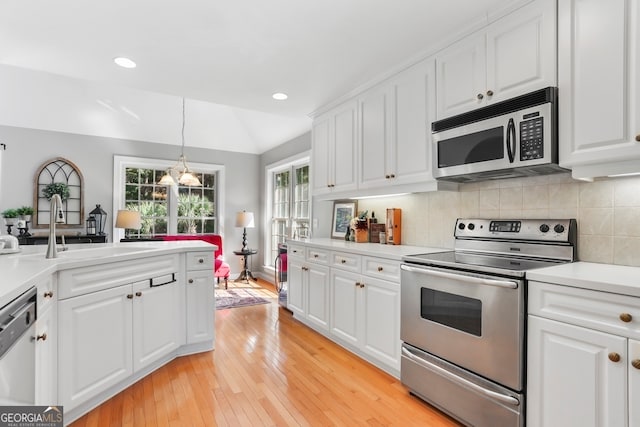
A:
[519, 116, 544, 161]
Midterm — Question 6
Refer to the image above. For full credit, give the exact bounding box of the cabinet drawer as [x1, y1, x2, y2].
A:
[287, 244, 305, 260]
[186, 251, 214, 271]
[529, 281, 640, 340]
[58, 254, 179, 300]
[362, 257, 400, 282]
[331, 251, 361, 273]
[306, 247, 330, 264]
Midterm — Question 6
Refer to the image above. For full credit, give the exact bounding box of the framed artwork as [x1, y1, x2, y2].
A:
[331, 201, 357, 239]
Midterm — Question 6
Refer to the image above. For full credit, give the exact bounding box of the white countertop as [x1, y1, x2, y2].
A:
[286, 238, 449, 261]
[528, 261, 640, 298]
[0, 241, 216, 307]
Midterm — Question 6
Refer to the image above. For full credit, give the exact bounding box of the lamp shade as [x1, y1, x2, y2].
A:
[115, 210, 141, 230]
[235, 211, 255, 228]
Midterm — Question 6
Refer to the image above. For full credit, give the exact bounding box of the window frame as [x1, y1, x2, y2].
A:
[113, 155, 226, 241]
[264, 151, 310, 268]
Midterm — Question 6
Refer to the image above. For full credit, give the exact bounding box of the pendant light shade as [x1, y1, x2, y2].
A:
[158, 98, 202, 187]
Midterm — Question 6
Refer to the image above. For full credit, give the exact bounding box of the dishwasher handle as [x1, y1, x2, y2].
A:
[150, 273, 176, 287]
[401, 264, 518, 289]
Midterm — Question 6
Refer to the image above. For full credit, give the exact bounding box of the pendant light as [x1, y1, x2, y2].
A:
[158, 98, 202, 186]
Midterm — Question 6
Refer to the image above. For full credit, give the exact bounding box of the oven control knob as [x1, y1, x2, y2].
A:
[554, 224, 565, 233]
[467, 223, 475, 231]
[539, 224, 550, 233]
[458, 223, 466, 230]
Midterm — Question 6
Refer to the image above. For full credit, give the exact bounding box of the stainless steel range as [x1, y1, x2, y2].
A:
[400, 218, 577, 427]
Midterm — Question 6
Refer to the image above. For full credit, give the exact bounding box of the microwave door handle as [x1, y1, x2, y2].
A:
[401, 264, 518, 289]
[507, 118, 516, 163]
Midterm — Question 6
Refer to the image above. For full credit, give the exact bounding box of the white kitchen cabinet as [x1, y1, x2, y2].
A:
[287, 254, 330, 331]
[185, 251, 215, 344]
[558, 0, 640, 178]
[436, 0, 556, 118]
[311, 100, 358, 196]
[330, 269, 360, 346]
[528, 280, 640, 427]
[359, 59, 436, 189]
[35, 289, 56, 406]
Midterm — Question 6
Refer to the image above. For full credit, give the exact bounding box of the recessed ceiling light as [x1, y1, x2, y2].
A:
[114, 57, 137, 68]
[272, 92, 288, 100]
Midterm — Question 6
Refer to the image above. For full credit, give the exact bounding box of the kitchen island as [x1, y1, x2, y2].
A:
[0, 241, 216, 425]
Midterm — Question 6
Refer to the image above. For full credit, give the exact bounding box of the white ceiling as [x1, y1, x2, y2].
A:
[0, 0, 513, 154]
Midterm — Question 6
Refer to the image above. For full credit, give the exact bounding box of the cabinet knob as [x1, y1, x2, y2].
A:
[188, 279, 194, 284]
[477, 93, 484, 100]
[360, 283, 365, 288]
[636, 134, 640, 142]
[341, 259, 346, 264]
[293, 250, 298, 253]
[135, 291, 142, 297]
[314, 254, 319, 258]
[608, 352, 621, 363]
[390, 174, 395, 178]
[620, 313, 633, 323]
[36, 333, 47, 342]
[632, 359, 640, 370]
[385, 174, 391, 179]
[198, 258, 204, 264]
[377, 266, 383, 272]
[43, 291, 53, 298]
[486, 90, 494, 97]
[127, 294, 134, 299]
[355, 282, 360, 287]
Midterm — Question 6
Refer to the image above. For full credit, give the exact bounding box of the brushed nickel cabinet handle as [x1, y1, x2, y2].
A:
[43, 291, 54, 298]
[609, 352, 621, 363]
[632, 359, 640, 370]
[135, 291, 142, 297]
[37, 333, 48, 341]
[486, 90, 494, 97]
[477, 93, 484, 100]
[620, 313, 633, 323]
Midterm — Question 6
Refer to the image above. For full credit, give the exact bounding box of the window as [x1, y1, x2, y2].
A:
[113, 156, 224, 241]
[265, 154, 310, 267]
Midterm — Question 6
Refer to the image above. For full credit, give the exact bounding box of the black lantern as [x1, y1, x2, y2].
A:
[89, 204, 107, 235]
[86, 216, 96, 235]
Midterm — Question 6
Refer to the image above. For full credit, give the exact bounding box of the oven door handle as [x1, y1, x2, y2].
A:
[401, 346, 520, 407]
[401, 264, 518, 289]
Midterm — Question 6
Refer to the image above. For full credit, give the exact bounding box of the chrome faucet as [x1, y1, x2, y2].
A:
[45, 194, 66, 259]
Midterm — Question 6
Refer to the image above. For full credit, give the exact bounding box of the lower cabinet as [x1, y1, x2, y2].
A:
[288, 258, 330, 331]
[330, 270, 400, 372]
[58, 279, 180, 412]
[186, 269, 215, 343]
[35, 300, 56, 405]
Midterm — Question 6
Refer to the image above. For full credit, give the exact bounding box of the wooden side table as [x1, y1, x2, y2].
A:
[233, 249, 258, 283]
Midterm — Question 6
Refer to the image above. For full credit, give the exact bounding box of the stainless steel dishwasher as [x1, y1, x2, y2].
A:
[0, 287, 37, 405]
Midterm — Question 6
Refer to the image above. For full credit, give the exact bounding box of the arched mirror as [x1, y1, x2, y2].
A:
[33, 157, 84, 228]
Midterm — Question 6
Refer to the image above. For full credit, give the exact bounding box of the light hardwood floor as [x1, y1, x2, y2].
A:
[70, 280, 460, 426]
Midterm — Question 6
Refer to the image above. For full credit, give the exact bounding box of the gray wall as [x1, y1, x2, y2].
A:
[0, 125, 260, 262]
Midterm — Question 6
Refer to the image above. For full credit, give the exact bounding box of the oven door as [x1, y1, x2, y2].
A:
[400, 263, 525, 391]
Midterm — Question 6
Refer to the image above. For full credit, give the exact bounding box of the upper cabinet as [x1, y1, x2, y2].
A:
[312, 100, 358, 197]
[359, 59, 436, 190]
[436, 0, 557, 119]
[558, 0, 640, 179]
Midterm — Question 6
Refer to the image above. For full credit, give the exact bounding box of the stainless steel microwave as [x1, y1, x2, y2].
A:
[432, 87, 566, 182]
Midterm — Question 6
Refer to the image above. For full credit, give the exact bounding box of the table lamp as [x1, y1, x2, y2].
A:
[235, 210, 254, 251]
[115, 210, 142, 238]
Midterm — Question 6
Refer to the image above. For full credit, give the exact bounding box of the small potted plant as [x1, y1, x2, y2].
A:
[16, 206, 34, 222]
[42, 182, 70, 201]
[1, 208, 19, 226]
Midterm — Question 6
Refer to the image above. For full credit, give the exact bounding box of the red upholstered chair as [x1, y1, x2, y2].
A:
[161, 234, 230, 288]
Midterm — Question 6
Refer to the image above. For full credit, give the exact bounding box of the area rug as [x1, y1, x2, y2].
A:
[215, 286, 276, 310]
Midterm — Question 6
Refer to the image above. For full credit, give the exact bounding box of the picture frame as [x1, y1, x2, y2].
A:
[331, 200, 357, 239]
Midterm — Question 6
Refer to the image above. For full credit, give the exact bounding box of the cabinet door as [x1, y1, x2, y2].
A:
[185, 270, 214, 344]
[486, 0, 556, 104]
[390, 59, 436, 185]
[330, 269, 360, 346]
[312, 115, 332, 194]
[287, 259, 305, 317]
[436, 33, 486, 118]
[361, 276, 400, 370]
[332, 101, 358, 192]
[359, 84, 392, 189]
[527, 316, 627, 427]
[306, 265, 330, 331]
[630, 339, 640, 427]
[35, 306, 56, 405]
[58, 285, 133, 411]
[133, 280, 180, 371]
[559, 0, 640, 174]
